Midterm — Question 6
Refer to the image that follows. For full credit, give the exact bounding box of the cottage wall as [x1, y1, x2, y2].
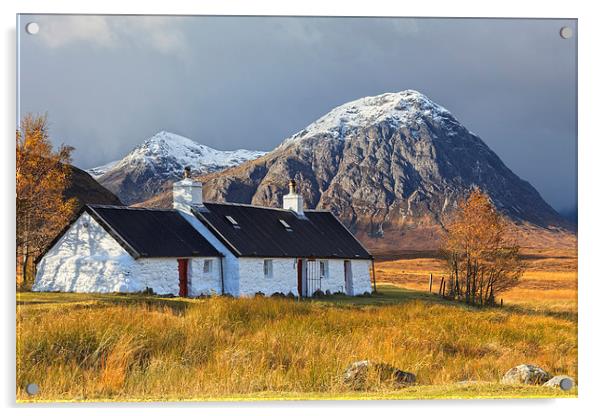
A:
[130, 257, 222, 296]
[236, 257, 373, 297]
[33, 212, 139, 293]
[188, 257, 223, 296]
[318, 259, 346, 294]
[350, 259, 374, 295]
[238, 257, 299, 297]
[300, 258, 372, 296]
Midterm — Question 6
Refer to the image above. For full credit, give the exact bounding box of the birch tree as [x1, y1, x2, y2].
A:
[16, 114, 76, 288]
[441, 189, 524, 305]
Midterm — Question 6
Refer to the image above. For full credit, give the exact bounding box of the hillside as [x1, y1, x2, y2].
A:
[63, 165, 122, 209]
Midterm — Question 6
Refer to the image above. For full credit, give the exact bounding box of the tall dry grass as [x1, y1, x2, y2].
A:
[16, 291, 577, 401]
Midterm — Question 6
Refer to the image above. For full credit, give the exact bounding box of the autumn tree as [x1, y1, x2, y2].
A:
[441, 188, 524, 306]
[16, 115, 76, 288]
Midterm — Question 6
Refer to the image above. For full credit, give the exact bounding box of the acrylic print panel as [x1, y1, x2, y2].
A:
[16, 15, 577, 402]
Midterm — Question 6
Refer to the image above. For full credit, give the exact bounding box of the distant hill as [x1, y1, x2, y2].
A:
[64, 165, 122, 209]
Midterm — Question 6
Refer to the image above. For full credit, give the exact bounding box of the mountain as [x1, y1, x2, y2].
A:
[88, 131, 267, 205]
[87, 160, 119, 178]
[139, 91, 575, 253]
[64, 165, 122, 209]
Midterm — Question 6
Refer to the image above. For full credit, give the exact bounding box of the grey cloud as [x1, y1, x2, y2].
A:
[18, 16, 576, 212]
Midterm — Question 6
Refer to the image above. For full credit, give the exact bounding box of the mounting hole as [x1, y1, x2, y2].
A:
[26, 383, 39, 395]
[559, 378, 573, 391]
[559, 26, 573, 39]
[25, 22, 40, 35]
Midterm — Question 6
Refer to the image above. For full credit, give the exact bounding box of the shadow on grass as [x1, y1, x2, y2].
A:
[17, 285, 577, 321]
[308, 285, 578, 321]
[17, 292, 192, 315]
[308, 285, 474, 309]
[502, 304, 577, 322]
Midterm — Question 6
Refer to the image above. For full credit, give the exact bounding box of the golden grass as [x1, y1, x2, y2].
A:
[375, 250, 577, 302]
[16, 283, 577, 402]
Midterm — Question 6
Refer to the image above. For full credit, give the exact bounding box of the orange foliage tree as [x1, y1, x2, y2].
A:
[441, 188, 524, 306]
[16, 115, 76, 288]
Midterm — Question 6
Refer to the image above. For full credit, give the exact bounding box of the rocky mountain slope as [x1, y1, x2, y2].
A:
[140, 91, 575, 253]
[89, 131, 266, 205]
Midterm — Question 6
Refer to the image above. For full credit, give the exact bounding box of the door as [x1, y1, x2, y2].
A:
[178, 258, 189, 297]
[297, 259, 303, 297]
[344, 260, 353, 295]
[306, 259, 321, 296]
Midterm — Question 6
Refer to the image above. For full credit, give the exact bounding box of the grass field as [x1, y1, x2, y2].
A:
[16, 256, 578, 403]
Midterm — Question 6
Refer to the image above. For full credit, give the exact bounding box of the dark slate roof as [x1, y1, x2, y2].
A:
[192, 202, 372, 259]
[85, 205, 223, 258]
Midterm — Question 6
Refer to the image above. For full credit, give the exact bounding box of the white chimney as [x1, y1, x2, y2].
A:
[283, 179, 304, 215]
[173, 167, 203, 212]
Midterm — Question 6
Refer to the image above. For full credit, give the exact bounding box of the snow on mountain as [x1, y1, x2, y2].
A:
[87, 160, 119, 179]
[89, 131, 266, 205]
[281, 90, 456, 148]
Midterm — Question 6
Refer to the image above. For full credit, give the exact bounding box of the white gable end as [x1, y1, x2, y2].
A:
[33, 212, 139, 293]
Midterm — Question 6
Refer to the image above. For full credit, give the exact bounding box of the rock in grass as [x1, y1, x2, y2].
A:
[501, 364, 551, 385]
[543, 375, 575, 390]
[343, 360, 416, 389]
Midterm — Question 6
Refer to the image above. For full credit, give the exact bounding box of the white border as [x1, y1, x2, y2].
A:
[2, 1, 600, 415]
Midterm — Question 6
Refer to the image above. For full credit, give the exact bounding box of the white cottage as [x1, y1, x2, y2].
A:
[33, 175, 375, 297]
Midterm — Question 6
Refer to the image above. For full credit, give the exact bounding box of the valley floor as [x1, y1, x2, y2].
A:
[16, 250, 578, 403]
[375, 248, 578, 317]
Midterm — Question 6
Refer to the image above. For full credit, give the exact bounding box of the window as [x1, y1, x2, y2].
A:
[263, 259, 273, 278]
[203, 259, 213, 274]
[319, 260, 328, 279]
[225, 215, 241, 229]
[279, 219, 293, 231]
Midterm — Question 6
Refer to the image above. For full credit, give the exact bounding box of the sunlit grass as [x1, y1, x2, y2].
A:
[16, 283, 577, 402]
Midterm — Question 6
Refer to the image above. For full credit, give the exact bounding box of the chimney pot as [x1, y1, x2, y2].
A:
[289, 179, 297, 194]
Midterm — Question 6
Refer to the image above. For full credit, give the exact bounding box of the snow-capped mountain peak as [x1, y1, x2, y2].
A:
[88, 131, 266, 204]
[282, 90, 455, 147]
[114, 130, 266, 173]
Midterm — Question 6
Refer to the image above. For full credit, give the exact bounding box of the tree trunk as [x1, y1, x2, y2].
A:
[465, 257, 471, 304]
[21, 251, 29, 289]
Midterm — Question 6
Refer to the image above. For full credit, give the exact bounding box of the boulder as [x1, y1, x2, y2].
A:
[543, 375, 575, 390]
[343, 360, 416, 389]
[501, 364, 551, 385]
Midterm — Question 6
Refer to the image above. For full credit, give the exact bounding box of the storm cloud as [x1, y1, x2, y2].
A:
[18, 15, 577, 213]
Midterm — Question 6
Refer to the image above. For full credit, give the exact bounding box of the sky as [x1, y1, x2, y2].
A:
[18, 15, 577, 213]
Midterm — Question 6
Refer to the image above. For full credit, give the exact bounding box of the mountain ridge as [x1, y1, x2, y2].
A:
[88, 131, 267, 205]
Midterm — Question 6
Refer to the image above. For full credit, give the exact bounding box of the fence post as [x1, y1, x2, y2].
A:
[442, 280, 446, 298]
[371, 259, 377, 294]
[500, 298, 503, 308]
[438, 277, 444, 296]
[429, 274, 433, 293]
